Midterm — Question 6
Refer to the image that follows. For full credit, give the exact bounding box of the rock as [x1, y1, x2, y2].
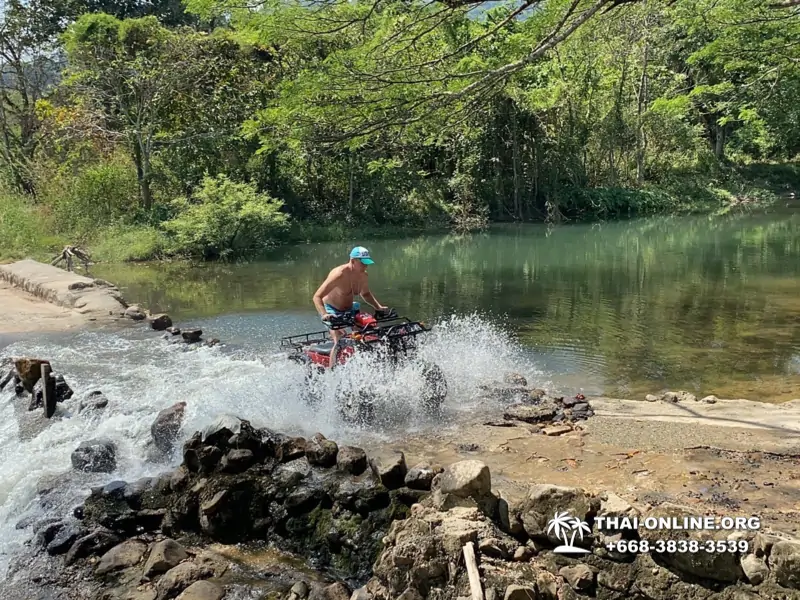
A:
[498, 497, 524, 536]
[661, 391, 679, 403]
[536, 572, 558, 600]
[290, 581, 310, 599]
[542, 425, 572, 436]
[201, 415, 243, 447]
[305, 433, 339, 468]
[176, 581, 224, 600]
[478, 537, 509, 559]
[150, 314, 173, 331]
[205, 339, 221, 348]
[503, 402, 557, 423]
[700, 395, 718, 404]
[71, 438, 117, 473]
[405, 463, 438, 491]
[350, 587, 371, 600]
[560, 564, 594, 591]
[645, 394, 659, 402]
[324, 582, 351, 600]
[99, 480, 128, 500]
[96, 539, 147, 575]
[54, 375, 73, 402]
[504, 585, 536, 600]
[369, 451, 408, 490]
[156, 561, 211, 599]
[65, 528, 122, 565]
[125, 305, 147, 321]
[14, 358, 50, 392]
[79, 391, 109, 413]
[504, 373, 528, 387]
[439, 460, 491, 499]
[740, 554, 768, 585]
[220, 448, 255, 473]
[143, 539, 189, 578]
[152, 402, 186, 453]
[337, 446, 368, 475]
[166, 327, 181, 335]
[36, 521, 67, 548]
[193, 550, 229, 578]
[678, 391, 696, 402]
[754, 532, 782, 558]
[276, 435, 307, 463]
[182, 329, 203, 343]
[46, 523, 86, 555]
[597, 491, 639, 524]
[769, 540, 800, 589]
[520, 484, 595, 543]
[513, 546, 533, 562]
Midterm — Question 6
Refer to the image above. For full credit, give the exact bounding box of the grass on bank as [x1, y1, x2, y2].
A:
[1, 162, 797, 264]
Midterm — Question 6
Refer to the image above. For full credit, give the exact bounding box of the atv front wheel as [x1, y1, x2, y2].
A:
[421, 362, 447, 414]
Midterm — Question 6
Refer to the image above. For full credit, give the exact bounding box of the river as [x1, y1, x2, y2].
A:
[1, 208, 800, 582]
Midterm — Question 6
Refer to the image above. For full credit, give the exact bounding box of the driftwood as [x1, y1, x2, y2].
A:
[0, 368, 14, 391]
[51, 245, 91, 272]
[463, 542, 484, 600]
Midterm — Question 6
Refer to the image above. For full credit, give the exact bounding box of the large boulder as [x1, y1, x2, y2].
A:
[143, 539, 189, 578]
[65, 528, 122, 565]
[176, 581, 224, 600]
[152, 402, 187, 453]
[150, 314, 173, 331]
[305, 433, 338, 468]
[519, 484, 597, 544]
[437, 460, 491, 499]
[156, 561, 212, 599]
[71, 439, 117, 473]
[79, 391, 109, 413]
[405, 463, 439, 491]
[369, 451, 407, 490]
[503, 402, 557, 424]
[337, 446, 367, 475]
[14, 358, 50, 392]
[740, 554, 769, 585]
[46, 522, 87, 555]
[95, 539, 148, 575]
[769, 540, 800, 589]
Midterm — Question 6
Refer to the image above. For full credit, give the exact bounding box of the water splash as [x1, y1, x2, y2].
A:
[0, 312, 549, 579]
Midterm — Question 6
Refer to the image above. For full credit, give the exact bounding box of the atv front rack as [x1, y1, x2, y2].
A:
[279, 314, 431, 351]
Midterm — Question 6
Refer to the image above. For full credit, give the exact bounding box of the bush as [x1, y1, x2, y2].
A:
[91, 225, 169, 262]
[162, 174, 290, 259]
[49, 159, 139, 239]
[0, 190, 65, 260]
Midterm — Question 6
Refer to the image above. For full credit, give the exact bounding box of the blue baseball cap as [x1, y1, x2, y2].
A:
[349, 246, 374, 264]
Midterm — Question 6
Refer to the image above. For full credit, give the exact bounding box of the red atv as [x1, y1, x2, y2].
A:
[280, 308, 448, 423]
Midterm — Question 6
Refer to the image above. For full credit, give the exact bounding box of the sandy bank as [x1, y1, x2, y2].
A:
[0, 260, 128, 334]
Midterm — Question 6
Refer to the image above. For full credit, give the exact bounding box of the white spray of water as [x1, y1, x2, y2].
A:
[0, 313, 550, 580]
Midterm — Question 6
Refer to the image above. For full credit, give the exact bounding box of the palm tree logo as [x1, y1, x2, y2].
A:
[547, 511, 592, 554]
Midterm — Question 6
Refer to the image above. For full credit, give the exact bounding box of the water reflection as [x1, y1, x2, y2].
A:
[92, 211, 800, 402]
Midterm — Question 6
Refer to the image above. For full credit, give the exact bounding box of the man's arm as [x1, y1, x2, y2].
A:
[313, 268, 341, 317]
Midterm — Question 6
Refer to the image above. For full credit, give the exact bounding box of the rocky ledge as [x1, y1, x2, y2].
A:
[17, 418, 800, 600]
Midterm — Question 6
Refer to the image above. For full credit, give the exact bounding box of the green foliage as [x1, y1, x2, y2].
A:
[162, 174, 290, 259]
[91, 224, 168, 262]
[0, 189, 66, 261]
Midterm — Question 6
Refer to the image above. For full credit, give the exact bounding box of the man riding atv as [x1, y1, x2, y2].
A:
[312, 246, 388, 368]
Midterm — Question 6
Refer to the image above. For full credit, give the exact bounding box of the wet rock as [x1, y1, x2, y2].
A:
[78, 390, 108, 413]
[504, 585, 536, 600]
[740, 553, 768, 585]
[324, 582, 351, 600]
[71, 438, 117, 473]
[65, 527, 122, 565]
[143, 539, 189, 578]
[150, 314, 173, 331]
[14, 358, 49, 392]
[503, 402, 557, 423]
[95, 539, 148, 575]
[503, 373, 528, 387]
[645, 394, 659, 402]
[152, 402, 186, 453]
[700, 395, 718, 404]
[305, 433, 339, 468]
[276, 435, 307, 463]
[54, 375, 73, 402]
[220, 448, 255, 473]
[334, 476, 391, 514]
[194, 550, 229, 578]
[46, 522, 86, 555]
[166, 327, 181, 335]
[290, 581, 309, 599]
[176, 581, 224, 600]
[369, 451, 408, 490]
[438, 460, 491, 499]
[769, 540, 800, 589]
[519, 484, 596, 544]
[156, 561, 212, 599]
[170, 466, 190, 492]
[560, 564, 594, 591]
[405, 463, 438, 491]
[337, 446, 367, 475]
[99, 480, 128, 500]
[205, 339, 220, 348]
[125, 305, 147, 321]
[182, 328, 203, 343]
[36, 520, 67, 548]
[200, 415, 244, 448]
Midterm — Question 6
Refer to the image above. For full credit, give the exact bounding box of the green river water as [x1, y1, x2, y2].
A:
[92, 209, 800, 403]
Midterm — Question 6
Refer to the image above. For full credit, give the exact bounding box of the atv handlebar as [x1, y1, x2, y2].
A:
[322, 307, 399, 330]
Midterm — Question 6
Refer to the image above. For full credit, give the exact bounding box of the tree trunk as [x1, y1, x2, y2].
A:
[133, 136, 153, 211]
[511, 107, 521, 220]
[714, 122, 725, 159]
[348, 151, 355, 216]
[636, 40, 649, 184]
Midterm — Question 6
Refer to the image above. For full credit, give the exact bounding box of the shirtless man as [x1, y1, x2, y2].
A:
[312, 246, 388, 367]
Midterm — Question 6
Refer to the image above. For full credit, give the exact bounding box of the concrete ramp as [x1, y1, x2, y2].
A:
[0, 259, 128, 318]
